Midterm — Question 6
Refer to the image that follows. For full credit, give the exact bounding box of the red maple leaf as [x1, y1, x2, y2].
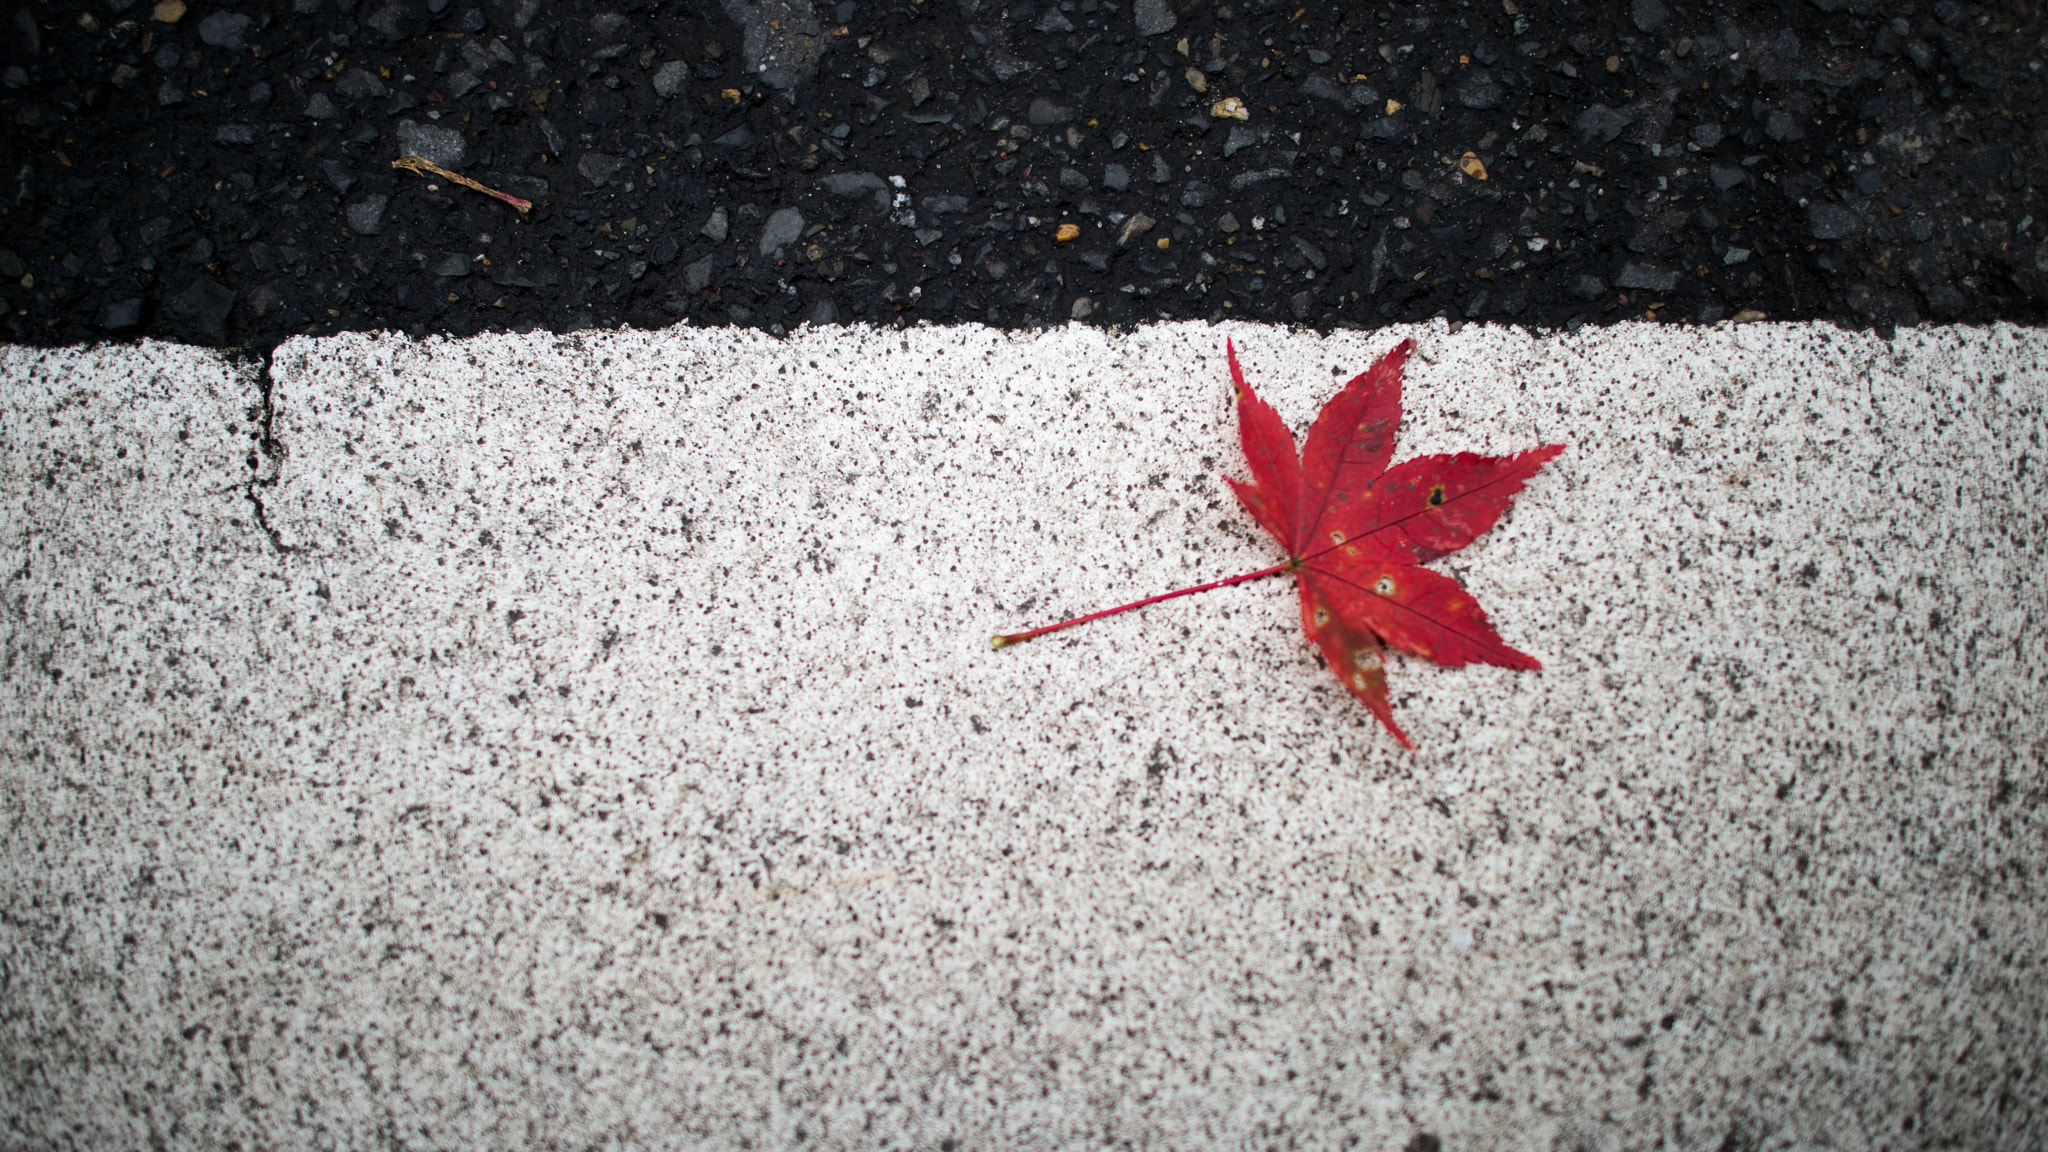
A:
[995, 338, 1565, 749]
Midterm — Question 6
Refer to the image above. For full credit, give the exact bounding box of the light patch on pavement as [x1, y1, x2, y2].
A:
[2, 321, 2043, 1148]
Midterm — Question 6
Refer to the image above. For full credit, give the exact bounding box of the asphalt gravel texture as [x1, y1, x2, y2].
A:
[1, 0, 2044, 351]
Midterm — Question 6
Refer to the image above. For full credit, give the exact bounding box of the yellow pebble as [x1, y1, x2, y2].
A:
[153, 0, 186, 21]
[1056, 223, 1080, 242]
[1460, 151, 1488, 180]
[1210, 97, 1248, 121]
[1155, 236, 1170, 249]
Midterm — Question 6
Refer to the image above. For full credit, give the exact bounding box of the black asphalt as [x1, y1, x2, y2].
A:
[1, 0, 2043, 351]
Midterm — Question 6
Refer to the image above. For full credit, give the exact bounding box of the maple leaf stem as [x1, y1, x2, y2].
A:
[991, 562, 1295, 649]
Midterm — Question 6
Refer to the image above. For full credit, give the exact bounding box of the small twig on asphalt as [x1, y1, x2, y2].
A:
[391, 155, 532, 217]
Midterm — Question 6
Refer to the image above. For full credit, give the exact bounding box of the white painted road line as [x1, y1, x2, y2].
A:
[3, 321, 2044, 1148]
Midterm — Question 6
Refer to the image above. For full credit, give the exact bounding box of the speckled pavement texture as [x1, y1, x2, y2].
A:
[2, 321, 2043, 1149]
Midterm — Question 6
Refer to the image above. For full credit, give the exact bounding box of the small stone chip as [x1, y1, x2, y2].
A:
[1055, 223, 1081, 242]
[1460, 151, 1488, 180]
[1134, 0, 1176, 36]
[153, 0, 186, 21]
[1184, 67, 1208, 93]
[1210, 97, 1248, 121]
[651, 61, 689, 99]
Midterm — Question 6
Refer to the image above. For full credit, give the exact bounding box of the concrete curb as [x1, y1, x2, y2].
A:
[3, 321, 2043, 1148]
